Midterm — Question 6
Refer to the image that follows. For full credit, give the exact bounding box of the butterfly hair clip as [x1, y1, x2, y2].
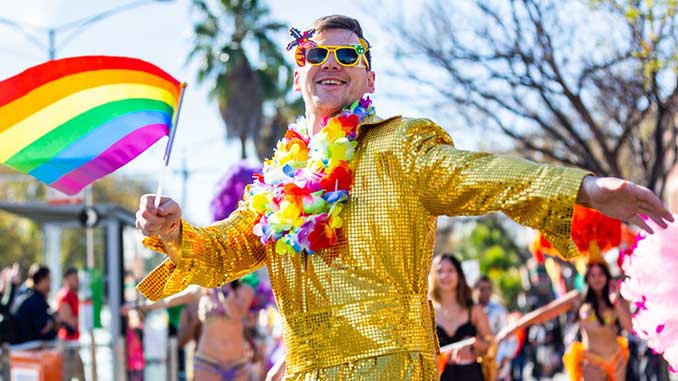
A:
[286, 27, 317, 66]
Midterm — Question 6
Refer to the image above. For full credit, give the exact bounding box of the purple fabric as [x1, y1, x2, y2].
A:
[251, 282, 275, 313]
[210, 160, 261, 222]
[194, 356, 245, 380]
[206, 284, 232, 318]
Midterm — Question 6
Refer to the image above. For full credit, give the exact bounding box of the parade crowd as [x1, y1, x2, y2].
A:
[2, 249, 672, 381]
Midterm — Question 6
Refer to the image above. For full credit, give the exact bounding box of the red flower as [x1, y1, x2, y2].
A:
[307, 219, 336, 252]
[337, 114, 359, 134]
[283, 183, 311, 210]
[284, 182, 309, 195]
[320, 163, 353, 192]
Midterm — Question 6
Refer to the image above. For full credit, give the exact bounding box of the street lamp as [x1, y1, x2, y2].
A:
[0, 0, 173, 59]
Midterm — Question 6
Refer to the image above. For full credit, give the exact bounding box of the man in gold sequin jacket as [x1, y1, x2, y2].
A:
[135, 15, 673, 381]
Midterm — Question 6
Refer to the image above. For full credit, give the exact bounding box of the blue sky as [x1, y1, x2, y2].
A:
[0, 0, 462, 224]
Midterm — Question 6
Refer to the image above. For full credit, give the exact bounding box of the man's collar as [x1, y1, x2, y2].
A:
[356, 114, 401, 138]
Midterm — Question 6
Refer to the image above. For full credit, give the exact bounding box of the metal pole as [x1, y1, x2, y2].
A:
[85, 187, 95, 269]
[47, 29, 55, 59]
[43, 224, 61, 301]
[168, 337, 178, 381]
[106, 221, 125, 381]
[85, 187, 98, 381]
[88, 330, 98, 381]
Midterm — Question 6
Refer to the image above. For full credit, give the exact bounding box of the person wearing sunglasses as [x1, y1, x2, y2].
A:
[304, 44, 370, 68]
[135, 15, 673, 381]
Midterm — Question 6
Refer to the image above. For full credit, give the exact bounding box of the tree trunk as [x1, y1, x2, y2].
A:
[240, 135, 247, 160]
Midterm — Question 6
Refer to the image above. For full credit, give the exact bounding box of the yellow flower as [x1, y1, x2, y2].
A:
[276, 150, 293, 166]
[250, 192, 273, 213]
[269, 201, 303, 230]
[328, 204, 344, 228]
[289, 142, 309, 162]
[275, 239, 296, 255]
[324, 118, 346, 141]
[275, 140, 309, 166]
[328, 138, 356, 169]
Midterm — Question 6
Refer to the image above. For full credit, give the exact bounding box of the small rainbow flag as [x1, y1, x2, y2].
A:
[0, 56, 184, 195]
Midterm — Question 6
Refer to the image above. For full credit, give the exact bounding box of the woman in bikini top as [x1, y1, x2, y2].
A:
[194, 276, 259, 381]
[127, 274, 272, 381]
[496, 262, 633, 381]
[563, 263, 632, 381]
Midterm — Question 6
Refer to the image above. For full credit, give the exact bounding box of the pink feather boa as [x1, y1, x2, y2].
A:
[620, 215, 678, 372]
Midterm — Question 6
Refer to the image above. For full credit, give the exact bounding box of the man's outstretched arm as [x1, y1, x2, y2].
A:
[135, 194, 266, 301]
[400, 118, 672, 256]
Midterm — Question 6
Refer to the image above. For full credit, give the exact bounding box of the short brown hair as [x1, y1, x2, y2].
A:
[312, 15, 372, 68]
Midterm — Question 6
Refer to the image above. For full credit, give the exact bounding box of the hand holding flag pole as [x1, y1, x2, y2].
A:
[154, 82, 187, 210]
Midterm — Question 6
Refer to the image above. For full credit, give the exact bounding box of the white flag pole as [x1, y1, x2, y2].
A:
[155, 82, 187, 209]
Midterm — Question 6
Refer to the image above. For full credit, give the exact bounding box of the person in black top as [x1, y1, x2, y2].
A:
[10, 265, 57, 344]
[430, 253, 493, 381]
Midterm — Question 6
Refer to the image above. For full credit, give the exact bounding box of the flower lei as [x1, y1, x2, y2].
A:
[249, 97, 375, 255]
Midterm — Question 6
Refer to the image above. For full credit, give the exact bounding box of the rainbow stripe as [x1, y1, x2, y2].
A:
[0, 56, 182, 195]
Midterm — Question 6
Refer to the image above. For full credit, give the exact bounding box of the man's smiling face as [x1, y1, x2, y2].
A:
[294, 28, 375, 117]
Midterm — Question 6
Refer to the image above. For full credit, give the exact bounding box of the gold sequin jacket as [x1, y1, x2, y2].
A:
[137, 115, 589, 380]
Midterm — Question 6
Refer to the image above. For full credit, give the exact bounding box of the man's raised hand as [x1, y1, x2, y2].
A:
[135, 194, 182, 241]
[577, 176, 674, 234]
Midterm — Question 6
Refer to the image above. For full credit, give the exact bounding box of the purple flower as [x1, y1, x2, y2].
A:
[359, 96, 371, 109]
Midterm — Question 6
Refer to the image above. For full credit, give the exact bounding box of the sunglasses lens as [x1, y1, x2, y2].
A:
[336, 48, 360, 65]
[306, 47, 329, 64]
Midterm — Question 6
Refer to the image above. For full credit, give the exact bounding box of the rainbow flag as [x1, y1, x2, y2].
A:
[0, 56, 183, 195]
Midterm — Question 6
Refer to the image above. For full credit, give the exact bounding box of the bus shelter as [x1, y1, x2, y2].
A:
[0, 201, 136, 381]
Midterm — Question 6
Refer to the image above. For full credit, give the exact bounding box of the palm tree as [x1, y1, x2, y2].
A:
[187, 0, 292, 159]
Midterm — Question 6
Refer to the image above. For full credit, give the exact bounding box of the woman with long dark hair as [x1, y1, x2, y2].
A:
[497, 262, 633, 381]
[430, 253, 493, 381]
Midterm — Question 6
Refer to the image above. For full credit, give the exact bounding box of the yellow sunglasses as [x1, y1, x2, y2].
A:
[304, 45, 370, 68]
